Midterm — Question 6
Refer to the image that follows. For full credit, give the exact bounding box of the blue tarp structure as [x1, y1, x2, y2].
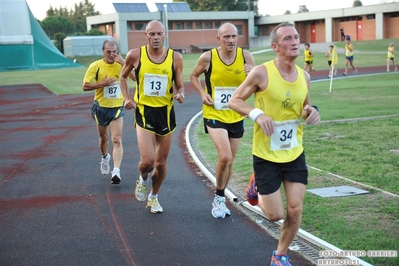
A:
[0, 0, 81, 71]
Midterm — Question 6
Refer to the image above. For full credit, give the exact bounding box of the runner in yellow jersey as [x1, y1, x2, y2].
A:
[343, 35, 357, 76]
[83, 39, 133, 184]
[325, 44, 334, 78]
[190, 22, 255, 219]
[120, 20, 185, 214]
[229, 22, 320, 266]
[387, 43, 397, 72]
[303, 43, 315, 72]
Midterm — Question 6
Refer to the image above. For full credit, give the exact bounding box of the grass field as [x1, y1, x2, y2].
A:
[1, 38, 399, 265]
[1, 38, 398, 94]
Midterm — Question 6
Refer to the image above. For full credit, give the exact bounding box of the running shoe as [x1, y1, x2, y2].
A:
[334, 69, 337, 76]
[224, 203, 231, 216]
[327, 75, 331, 78]
[211, 194, 227, 219]
[111, 168, 121, 184]
[135, 178, 148, 201]
[246, 173, 258, 206]
[146, 197, 164, 213]
[354, 69, 358, 75]
[100, 153, 111, 175]
[395, 67, 398, 72]
[343, 72, 347, 76]
[271, 250, 292, 266]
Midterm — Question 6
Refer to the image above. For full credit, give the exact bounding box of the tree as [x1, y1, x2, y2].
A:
[298, 5, 309, 13]
[284, 10, 291, 15]
[42, 0, 100, 35]
[353, 0, 363, 7]
[40, 16, 76, 39]
[173, 0, 259, 14]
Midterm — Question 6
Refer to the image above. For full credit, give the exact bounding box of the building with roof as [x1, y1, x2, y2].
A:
[85, 2, 399, 55]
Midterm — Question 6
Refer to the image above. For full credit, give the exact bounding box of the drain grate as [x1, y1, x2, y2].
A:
[307, 185, 369, 198]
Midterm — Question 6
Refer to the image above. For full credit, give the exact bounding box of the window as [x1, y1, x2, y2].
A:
[127, 23, 132, 31]
[204, 22, 212, 29]
[135, 23, 146, 31]
[185, 22, 192, 29]
[214, 21, 221, 29]
[196, 22, 202, 29]
[367, 14, 375, 20]
[235, 25, 242, 35]
[175, 22, 183, 30]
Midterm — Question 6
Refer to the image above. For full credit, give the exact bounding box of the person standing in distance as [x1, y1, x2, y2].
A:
[190, 22, 255, 219]
[343, 35, 357, 76]
[387, 43, 397, 72]
[228, 22, 320, 265]
[120, 20, 185, 214]
[83, 39, 133, 184]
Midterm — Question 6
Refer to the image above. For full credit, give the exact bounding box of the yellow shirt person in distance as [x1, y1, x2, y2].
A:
[387, 43, 397, 72]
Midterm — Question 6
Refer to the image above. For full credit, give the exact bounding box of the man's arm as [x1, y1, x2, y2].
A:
[172, 51, 185, 104]
[229, 64, 275, 137]
[120, 49, 137, 110]
[228, 64, 265, 117]
[189, 52, 213, 105]
[243, 50, 256, 74]
[301, 71, 320, 125]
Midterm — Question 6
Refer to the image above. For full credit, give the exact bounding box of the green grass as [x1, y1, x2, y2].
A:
[196, 74, 399, 266]
[1, 38, 398, 94]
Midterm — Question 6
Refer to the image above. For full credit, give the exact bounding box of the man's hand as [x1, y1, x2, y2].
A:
[124, 99, 136, 110]
[174, 92, 185, 104]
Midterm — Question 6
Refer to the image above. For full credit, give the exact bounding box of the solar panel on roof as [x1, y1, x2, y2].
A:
[155, 2, 191, 12]
[113, 3, 150, 13]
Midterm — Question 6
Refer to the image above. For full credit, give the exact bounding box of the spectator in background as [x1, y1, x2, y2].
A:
[340, 28, 345, 41]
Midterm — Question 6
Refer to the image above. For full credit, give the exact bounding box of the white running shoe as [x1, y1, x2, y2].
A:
[212, 194, 227, 219]
[111, 168, 121, 184]
[135, 178, 148, 201]
[100, 154, 111, 175]
[147, 197, 164, 213]
[334, 69, 337, 76]
[354, 69, 358, 75]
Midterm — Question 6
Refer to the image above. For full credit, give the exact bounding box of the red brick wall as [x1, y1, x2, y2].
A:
[126, 20, 249, 53]
[315, 21, 326, 43]
[361, 18, 376, 40]
[384, 16, 399, 38]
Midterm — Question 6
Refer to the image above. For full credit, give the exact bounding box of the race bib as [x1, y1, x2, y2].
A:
[103, 82, 121, 99]
[270, 119, 300, 151]
[214, 87, 236, 110]
[143, 73, 168, 97]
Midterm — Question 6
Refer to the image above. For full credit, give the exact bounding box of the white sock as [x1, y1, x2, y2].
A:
[140, 175, 148, 184]
[148, 193, 157, 199]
